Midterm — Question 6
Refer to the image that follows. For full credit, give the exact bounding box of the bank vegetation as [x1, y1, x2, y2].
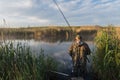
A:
[93, 26, 120, 80]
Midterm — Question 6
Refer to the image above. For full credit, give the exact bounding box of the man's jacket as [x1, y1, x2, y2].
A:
[69, 41, 91, 65]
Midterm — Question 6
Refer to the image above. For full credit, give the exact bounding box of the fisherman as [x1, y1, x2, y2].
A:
[69, 35, 91, 77]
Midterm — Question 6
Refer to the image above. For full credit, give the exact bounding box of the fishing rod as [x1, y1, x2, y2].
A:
[52, 0, 73, 36]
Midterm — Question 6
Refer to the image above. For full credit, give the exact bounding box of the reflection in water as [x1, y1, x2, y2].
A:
[0, 31, 73, 43]
[0, 32, 95, 43]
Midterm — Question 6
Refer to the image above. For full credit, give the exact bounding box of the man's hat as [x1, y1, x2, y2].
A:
[75, 35, 82, 39]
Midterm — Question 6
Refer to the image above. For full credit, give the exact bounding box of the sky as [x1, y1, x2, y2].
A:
[0, 0, 120, 27]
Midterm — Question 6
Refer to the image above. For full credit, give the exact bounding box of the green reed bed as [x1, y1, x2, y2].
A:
[93, 27, 120, 80]
[0, 42, 57, 80]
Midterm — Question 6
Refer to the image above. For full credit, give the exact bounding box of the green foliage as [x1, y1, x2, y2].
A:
[93, 26, 120, 80]
[0, 42, 57, 80]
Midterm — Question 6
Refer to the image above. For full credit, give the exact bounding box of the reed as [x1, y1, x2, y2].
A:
[93, 26, 120, 80]
[0, 42, 58, 80]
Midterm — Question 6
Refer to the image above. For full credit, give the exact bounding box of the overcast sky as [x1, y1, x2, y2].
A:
[0, 0, 120, 27]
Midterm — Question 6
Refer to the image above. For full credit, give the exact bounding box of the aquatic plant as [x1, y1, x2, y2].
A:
[93, 26, 120, 80]
[0, 42, 57, 80]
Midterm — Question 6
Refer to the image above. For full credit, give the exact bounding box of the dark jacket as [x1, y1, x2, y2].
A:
[69, 41, 91, 66]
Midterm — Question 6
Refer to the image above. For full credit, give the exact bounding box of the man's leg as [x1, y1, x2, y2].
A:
[72, 61, 78, 77]
[81, 61, 87, 78]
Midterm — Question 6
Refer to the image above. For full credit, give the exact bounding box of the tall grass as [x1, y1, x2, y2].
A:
[0, 42, 57, 80]
[93, 26, 120, 80]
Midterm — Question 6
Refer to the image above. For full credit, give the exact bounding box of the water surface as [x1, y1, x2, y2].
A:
[4, 39, 94, 74]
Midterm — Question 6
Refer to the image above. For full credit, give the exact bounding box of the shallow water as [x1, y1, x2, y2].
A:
[3, 39, 95, 75]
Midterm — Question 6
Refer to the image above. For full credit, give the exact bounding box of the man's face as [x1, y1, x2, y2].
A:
[75, 37, 80, 41]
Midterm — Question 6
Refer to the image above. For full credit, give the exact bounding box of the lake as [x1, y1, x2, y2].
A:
[3, 39, 95, 74]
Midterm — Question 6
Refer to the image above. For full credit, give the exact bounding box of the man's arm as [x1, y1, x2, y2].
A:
[84, 43, 91, 55]
[68, 44, 73, 57]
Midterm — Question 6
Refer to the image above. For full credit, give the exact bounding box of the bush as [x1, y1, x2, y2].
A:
[93, 26, 120, 80]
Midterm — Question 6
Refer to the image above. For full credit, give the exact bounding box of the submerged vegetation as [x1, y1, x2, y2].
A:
[0, 42, 58, 80]
[93, 27, 120, 80]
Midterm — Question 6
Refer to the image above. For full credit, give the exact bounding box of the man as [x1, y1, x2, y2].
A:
[69, 35, 91, 77]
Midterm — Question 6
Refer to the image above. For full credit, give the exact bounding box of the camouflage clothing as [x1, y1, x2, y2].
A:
[69, 41, 91, 76]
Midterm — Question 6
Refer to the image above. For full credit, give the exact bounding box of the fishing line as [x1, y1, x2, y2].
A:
[52, 0, 73, 35]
